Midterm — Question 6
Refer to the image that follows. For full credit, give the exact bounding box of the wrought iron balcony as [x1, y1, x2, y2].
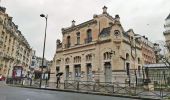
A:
[84, 37, 92, 44]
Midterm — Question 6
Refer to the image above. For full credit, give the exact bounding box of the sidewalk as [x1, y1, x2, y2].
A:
[8, 84, 160, 100]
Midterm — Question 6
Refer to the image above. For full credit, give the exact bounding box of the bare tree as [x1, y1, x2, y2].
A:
[156, 40, 170, 68]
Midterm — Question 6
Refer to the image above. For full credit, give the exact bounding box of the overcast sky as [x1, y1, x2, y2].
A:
[1, 0, 170, 60]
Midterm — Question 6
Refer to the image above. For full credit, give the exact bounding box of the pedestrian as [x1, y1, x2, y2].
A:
[56, 75, 60, 88]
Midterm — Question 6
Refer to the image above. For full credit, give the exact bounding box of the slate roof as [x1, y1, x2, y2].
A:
[99, 27, 112, 36]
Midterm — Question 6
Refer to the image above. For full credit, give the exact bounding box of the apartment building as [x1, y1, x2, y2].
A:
[0, 6, 32, 78]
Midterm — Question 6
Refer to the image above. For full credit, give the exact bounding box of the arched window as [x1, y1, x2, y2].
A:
[86, 54, 92, 61]
[104, 52, 111, 60]
[126, 53, 130, 61]
[66, 36, 71, 48]
[56, 59, 61, 65]
[138, 58, 141, 64]
[65, 58, 70, 64]
[74, 56, 81, 63]
[86, 29, 92, 43]
[76, 32, 80, 45]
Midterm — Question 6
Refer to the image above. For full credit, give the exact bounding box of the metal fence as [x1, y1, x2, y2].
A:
[6, 78, 170, 99]
[6, 77, 48, 87]
[64, 80, 170, 99]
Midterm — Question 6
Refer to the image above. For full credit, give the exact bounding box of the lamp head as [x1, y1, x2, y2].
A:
[40, 14, 45, 17]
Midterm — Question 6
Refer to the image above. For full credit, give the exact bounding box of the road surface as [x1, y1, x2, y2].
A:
[0, 85, 138, 100]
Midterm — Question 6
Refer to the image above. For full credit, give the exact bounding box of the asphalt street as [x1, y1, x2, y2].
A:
[0, 85, 139, 100]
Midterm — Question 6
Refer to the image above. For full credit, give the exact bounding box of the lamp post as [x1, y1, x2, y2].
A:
[39, 14, 48, 88]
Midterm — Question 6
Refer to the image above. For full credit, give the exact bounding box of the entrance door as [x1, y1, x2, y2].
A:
[74, 65, 81, 80]
[65, 66, 69, 80]
[104, 62, 112, 82]
[87, 63, 92, 81]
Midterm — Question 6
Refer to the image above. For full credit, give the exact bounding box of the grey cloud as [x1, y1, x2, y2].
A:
[1, 0, 170, 60]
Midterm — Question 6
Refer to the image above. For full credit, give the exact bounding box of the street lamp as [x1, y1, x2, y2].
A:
[39, 14, 48, 88]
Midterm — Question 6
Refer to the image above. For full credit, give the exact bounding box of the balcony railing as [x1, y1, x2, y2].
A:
[84, 37, 92, 44]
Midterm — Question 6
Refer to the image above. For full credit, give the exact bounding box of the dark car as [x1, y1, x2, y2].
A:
[0, 74, 5, 81]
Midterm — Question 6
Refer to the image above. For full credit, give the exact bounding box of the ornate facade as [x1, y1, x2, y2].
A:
[0, 6, 32, 78]
[49, 7, 143, 86]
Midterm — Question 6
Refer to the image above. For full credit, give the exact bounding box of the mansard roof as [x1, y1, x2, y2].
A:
[99, 27, 112, 36]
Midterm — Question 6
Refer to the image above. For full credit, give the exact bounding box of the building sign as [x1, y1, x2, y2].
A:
[12, 66, 23, 78]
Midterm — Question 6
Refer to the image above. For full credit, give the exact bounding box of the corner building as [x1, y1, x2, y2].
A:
[50, 7, 143, 86]
[0, 7, 32, 78]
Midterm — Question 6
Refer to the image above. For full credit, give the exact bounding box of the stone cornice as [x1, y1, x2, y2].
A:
[62, 19, 97, 34]
[56, 39, 111, 53]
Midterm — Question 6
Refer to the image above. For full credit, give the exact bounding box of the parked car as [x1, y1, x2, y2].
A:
[0, 74, 5, 81]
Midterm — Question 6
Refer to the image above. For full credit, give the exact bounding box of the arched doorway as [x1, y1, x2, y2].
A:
[86, 63, 92, 81]
[74, 64, 81, 80]
[104, 62, 112, 82]
[65, 65, 69, 80]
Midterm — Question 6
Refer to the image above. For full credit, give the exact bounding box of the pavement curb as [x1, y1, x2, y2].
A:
[8, 85, 160, 100]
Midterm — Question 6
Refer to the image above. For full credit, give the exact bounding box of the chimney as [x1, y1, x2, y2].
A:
[102, 6, 107, 14]
[71, 20, 75, 27]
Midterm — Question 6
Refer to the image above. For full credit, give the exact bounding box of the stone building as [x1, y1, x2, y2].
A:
[140, 36, 156, 64]
[49, 6, 143, 86]
[0, 6, 32, 78]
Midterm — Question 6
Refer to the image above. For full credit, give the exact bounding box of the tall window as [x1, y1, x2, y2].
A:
[65, 58, 70, 64]
[86, 54, 92, 61]
[126, 53, 130, 75]
[76, 32, 80, 45]
[138, 58, 141, 64]
[66, 36, 71, 48]
[74, 56, 81, 63]
[86, 29, 92, 43]
[126, 53, 130, 61]
[104, 52, 111, 60]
